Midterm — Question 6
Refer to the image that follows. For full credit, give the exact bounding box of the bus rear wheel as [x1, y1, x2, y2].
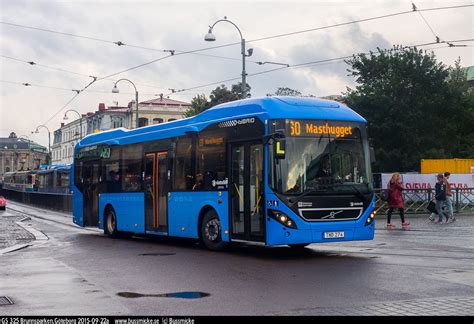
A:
[201, 210, 227, 251]
[105, 208, 118, 238]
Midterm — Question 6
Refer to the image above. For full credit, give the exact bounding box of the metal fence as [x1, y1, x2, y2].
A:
[0, 188, 72, 212]
[374, 187, 474, 215]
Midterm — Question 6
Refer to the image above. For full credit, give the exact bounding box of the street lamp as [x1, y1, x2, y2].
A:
[32, 125, 51, 165]
[112, 79, 139, 129]
[63, 109, 83, 138]
[205, 17, 253, 99]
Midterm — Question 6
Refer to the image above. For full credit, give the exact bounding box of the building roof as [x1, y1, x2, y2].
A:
[140, 97, 191, 107]
[0, 137, 47, 152]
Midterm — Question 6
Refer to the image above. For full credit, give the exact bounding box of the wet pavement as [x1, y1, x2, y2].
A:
[0, 209, 35, 251]
[1, 200, 473, 316]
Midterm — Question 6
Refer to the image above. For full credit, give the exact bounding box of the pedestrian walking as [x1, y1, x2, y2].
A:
[386, 172, 409, 230]
[434, 174, 449, 223]
[443, 172, 456, 223]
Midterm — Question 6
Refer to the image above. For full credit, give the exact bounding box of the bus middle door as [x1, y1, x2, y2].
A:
[229, 142, 265, 243]
[144, 152, 169, 234]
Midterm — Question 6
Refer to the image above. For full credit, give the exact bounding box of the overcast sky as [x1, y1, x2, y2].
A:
[0, 0, 472, 148]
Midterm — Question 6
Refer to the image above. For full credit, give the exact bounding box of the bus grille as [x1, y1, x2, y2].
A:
[298, 208, 362, 221]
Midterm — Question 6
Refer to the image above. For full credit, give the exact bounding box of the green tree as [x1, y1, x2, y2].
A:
[184, 82, 252, 117]
[184, 94, 210, 118]
[343, 46, 473, 172]
[267, 87, 302, 96]
[445, 58, 474, 157]
[209, 84, 241, 106]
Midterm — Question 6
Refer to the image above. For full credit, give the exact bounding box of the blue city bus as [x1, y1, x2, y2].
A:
[36, 165, 71, 194]
[71, 96, 376, 250]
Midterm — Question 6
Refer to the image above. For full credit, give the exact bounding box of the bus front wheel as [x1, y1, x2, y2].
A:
[105, 208, 118, 238]
[201, 210, 227, 251]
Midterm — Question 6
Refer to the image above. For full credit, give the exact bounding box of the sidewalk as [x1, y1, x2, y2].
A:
[0, 201, 72, 252]
[0, 210, 35, 251]
[374, 211, 473, 231]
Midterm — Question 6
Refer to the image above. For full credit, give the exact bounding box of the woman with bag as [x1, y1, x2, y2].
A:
[387, 172, 409, 230]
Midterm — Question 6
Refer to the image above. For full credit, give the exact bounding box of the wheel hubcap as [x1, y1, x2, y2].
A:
[107, 213, 115, 233]
[205, 219, 220, 242]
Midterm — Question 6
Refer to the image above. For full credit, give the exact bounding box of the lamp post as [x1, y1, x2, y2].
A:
[205, 17, 253, 99]
[32, 125, 51, 165]
[63, 109, 83, 138]
[112, 79, 139, 129]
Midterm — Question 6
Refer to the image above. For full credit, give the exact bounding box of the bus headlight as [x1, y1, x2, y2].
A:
[268, 210, 297, 229]
[365, 210, 377, 226]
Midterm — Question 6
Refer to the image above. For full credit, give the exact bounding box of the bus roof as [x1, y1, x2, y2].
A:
[78, 96, 365, 147]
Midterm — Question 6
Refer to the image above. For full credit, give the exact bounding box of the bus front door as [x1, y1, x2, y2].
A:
[230, 142, 265, 243]
[83, 161, 100, 227]
[144, 152, 169, 233]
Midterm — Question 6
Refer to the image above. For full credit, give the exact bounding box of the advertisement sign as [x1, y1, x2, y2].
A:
[381, 173, 474, 190]
[381, 173, 474, 203]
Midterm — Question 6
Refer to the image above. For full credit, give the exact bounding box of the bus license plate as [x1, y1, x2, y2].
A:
[324, 231, 345, 239]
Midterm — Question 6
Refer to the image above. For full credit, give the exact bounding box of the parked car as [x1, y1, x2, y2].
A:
[0, 196, 6, 210]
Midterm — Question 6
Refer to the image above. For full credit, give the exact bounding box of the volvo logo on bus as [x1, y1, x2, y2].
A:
[218, 118, 255, 128]
[321, 210, 343, 219]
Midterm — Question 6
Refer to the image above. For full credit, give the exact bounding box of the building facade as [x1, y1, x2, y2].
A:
[52, 98, 191, 165]
[0, 132, 48, 180]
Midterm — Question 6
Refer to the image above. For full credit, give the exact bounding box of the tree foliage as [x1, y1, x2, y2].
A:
[343, 46, 474, 172]
[267, 87, 302, 97]
[184, 83, 251, 117]
[184, 94, 209, 118]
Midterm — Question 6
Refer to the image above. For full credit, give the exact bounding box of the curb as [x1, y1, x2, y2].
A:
[0, 217, 49, 255]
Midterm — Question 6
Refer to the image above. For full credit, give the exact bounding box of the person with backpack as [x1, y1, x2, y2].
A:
[434, 173, 449, 223]
[386, 172, 409, 230]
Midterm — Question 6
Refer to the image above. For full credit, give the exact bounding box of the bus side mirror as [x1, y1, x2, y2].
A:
[370, 147, 376, 163]
[274, 138, 286, 160]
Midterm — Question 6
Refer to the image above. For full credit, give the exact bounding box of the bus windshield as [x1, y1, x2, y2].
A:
[270, 120, 372, 196]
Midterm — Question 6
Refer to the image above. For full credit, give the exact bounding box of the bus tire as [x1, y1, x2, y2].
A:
[201, 210, 227, 251]
[104, 207, 118, 238]
[289, 243, 310, 249]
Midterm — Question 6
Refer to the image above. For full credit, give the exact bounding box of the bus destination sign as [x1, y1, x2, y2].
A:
[287, 120, 355, 138]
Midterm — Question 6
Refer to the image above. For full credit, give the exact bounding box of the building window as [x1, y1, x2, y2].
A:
[113, 118, 123, 128]
[168, 118, 177, 122]
[138, 118, 149, 127]
[153, 118, 164, 124]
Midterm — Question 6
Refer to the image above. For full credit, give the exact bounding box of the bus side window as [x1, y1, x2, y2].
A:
[173, 137, 194, 191]
[121, 145, 143, 192]
[196, 133, 226, 190]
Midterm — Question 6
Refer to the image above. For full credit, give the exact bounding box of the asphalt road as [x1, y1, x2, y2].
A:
[1, 201, 473, 316]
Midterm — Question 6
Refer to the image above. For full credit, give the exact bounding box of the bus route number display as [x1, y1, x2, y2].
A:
[288, 120, 354, 138]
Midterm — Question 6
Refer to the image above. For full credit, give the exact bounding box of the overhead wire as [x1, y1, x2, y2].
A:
[165, 39, 473, 95]
[2, 3, 471, 126]
[3, 38, 471, 98]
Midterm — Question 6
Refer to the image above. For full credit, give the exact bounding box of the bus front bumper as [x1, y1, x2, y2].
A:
[265, 219, 375, 246]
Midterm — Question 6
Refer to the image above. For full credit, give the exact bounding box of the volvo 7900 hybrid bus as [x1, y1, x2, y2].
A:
[72, 96, 376, 250]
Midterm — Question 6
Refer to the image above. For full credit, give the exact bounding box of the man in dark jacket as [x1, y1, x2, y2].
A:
[434, 174, 449, 223]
